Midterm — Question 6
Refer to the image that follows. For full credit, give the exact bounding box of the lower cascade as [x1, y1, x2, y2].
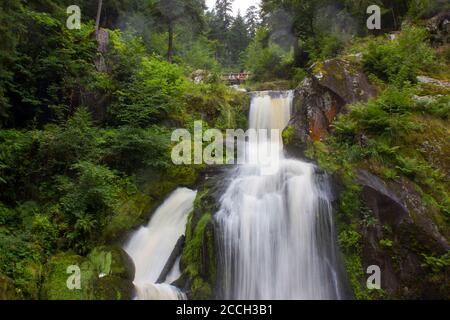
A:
[216, 91, 345, 299]
[124, 188, 197, 300]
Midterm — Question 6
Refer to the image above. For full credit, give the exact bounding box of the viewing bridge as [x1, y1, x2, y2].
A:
[221, 73, 251, 85]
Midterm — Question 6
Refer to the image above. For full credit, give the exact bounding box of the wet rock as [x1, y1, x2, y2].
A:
[157, 236, 185, 284]
[287, 58, 377, 150]
[356, 170, 449, 298]
[41, 247, 135, 300]
[92, 275, 135, 300]
[417, 76, 450, 87]
[311, 59, 377, 105]
[357, 170, 409, 226]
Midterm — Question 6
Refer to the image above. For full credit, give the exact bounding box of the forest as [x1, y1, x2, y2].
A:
[0, 0, 449, 300]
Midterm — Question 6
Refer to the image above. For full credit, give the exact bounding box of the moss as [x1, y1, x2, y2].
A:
[379, 239, 393, 248]
[103, 191, 154, 241]
[87, 246, 135, 281]
[180, 189, 217, 300]
[41, 247, 135, 300]
[248, 80, 293, 91]
[91, 275, 134, 300]
[0, 274, 20, 300]
[282, 125, 295, 145]
[40, 252, 96, 300]
[313, 62, 327, 77]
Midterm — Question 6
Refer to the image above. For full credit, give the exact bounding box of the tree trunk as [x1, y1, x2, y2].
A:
[168, 21, 174, 63]
[95, 0, 103, 34]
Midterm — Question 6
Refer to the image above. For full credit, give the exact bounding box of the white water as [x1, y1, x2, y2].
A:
[216, 91, 343, 300]
[124, 188, 197, 300]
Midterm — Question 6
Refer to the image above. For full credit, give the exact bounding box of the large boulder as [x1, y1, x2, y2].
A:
[356, 170, 450, 298]
[40, 252, 96, 300]
[87, 245, 135, 281]
[426, 11, 450, 46]
[41, 247, 135, 300]
[287, 58, 377, 151]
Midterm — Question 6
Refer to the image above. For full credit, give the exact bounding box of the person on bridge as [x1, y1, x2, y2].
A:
[238, 70, 245, 84]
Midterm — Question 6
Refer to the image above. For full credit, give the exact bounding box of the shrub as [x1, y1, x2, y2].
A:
[363, 26, 436, 86]
[109, 56, 188, 127]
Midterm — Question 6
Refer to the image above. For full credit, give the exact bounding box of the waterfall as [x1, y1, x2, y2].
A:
[124, 188, 197, 300]
[216, 91, 344, 300]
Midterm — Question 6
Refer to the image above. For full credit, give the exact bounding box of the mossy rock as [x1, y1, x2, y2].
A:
[103, 191, 154, 241]
[41, 248, 135, 300]
[0, 274, 19, 300]
[92, 275, 134, 300]
[180, 186, 219, 300]
[40, 252, 96, 300]
[87, 246, 135, 281]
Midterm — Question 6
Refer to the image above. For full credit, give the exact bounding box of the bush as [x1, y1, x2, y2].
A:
[363, 26, 436, 86]
[57, 161, 133, 254]
[333, 86, 419, 139]
[305, 33, 346, 61]
[109, 56, 188, 127]
[100, 126, 171, 174]
[243, 29, 293, 82]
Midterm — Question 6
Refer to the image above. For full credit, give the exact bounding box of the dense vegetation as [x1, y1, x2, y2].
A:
[0, 0, 249, 299]
[0, 0, 448, 300]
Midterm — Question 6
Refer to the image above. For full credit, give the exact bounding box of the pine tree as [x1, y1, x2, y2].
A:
[245, 5, 260, 38]
[228, 11, 250, 66]
[154, 0, 205, 63]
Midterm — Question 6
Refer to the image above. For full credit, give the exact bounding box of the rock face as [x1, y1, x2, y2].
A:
[426, 11, 450, 46]
[191, 70, 212, 84]
[356, 170, 450, 298]
[288, 58, 377, 149]
[41, 246, 135, 300]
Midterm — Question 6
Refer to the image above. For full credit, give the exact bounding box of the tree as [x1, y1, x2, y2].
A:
[245, 5, 260, 38]
[95, 0, 103, 33]
[215, 0, 234, 31]
[228, 12, 250, 66]
[207, 0, 236, 66]
[153, 0, 205, 63]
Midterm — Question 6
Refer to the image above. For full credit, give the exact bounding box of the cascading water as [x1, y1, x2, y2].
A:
[216, 91, 344, 300]
[124, 188, 197, 300]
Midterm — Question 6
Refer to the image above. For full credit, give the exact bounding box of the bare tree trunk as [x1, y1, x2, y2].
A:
[167, 21, 174, 63]
[95, 0, 103, 34]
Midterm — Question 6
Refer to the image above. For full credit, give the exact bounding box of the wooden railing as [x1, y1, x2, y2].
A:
[221, 73, 251, 85]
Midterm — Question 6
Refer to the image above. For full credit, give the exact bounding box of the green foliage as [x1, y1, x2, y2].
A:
[305, 33, 346, 61]
[363, 26, 437, 86]
[282, 125, 295, 145]
[339, 230, 361, 251]
[421, 252, 450, 273]
[0, 231, 42, 298]
[243, 29, 293, 82]
[109, 56, 188, 127]
[100, 126, 171, 173]
[379, 239, 394, 248]
[333, 86, 418, 139]
[179, 36, 221, 71]
[57, 161, 130, 253]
